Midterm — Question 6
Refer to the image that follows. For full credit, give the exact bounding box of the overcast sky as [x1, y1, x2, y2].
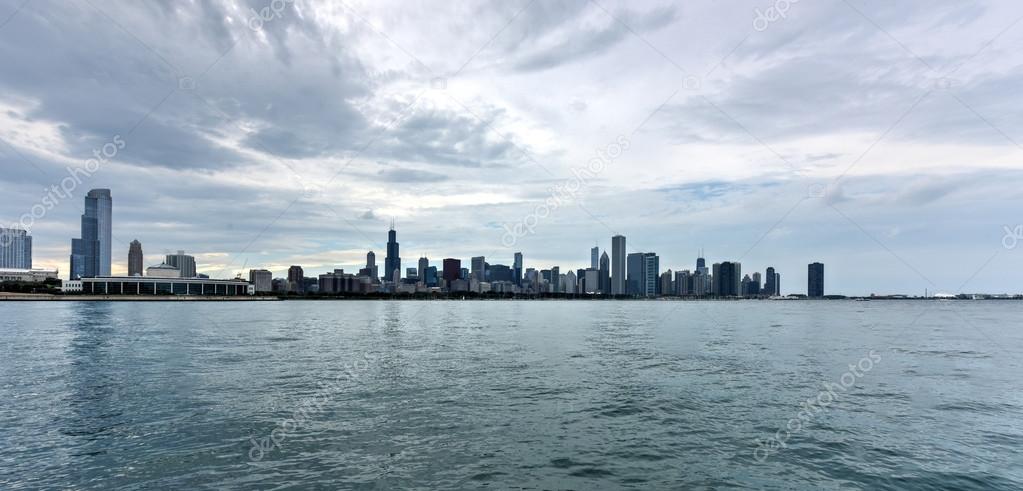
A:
[1, 0, 1022, 295]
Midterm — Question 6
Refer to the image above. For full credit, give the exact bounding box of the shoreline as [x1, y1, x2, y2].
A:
[1, 294, 1019, 302]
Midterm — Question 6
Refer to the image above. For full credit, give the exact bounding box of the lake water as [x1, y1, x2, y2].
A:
[2, 300, 1022, 490]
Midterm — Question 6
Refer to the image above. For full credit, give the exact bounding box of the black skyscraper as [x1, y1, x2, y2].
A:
[385, 221, 401, 281]
[765, 266, 779, 296]
[808, 262, 824, 297]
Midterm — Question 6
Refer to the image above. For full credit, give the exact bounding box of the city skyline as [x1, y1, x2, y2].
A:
[1, 1, 1022, 295]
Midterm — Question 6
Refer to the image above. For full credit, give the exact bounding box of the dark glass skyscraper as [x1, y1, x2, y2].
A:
[765, 266, 780, 296]
[513, 252, 523, 286]
[385, 222, 400, 281]
[598, 251, 610, 294]
[442, 258, 461, 282]
[713, 261, 742, 297]
[808, 262, 824, 297]
[70, 189, 112, 279]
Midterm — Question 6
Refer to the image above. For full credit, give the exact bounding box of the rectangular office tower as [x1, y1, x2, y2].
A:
[0, 228, 32, 269]
[808, 262, 824, 297]
[611, 235, 626, 295]
[166, 251, 197, 278]
[70, 189, 112, 279]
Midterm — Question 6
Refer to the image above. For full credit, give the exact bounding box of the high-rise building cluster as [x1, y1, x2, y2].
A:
[7, 187, 829, 298]
[263, 224, 820, 298]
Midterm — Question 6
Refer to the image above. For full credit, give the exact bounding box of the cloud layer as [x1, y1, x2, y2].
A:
[1, 0, 1022, 295]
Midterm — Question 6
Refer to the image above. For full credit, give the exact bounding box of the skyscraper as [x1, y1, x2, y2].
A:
[590, 246, 599, 269]
[418, 257, 429, 282]
[249, 269, 273, 292]
[366, 251, 378, 280]
[611, 234, 626, 295]
[128, 240, 143, 276]
[713, 261, 742, 297]
[643, 253, 659, 296]
[165, 251, 197, 278]
[675, 270, 690, 296]
[626, 252, 644, 296]
[551, 266, 560, 293]
[288, 265, 304, 293]
[384, 222, 400, 281]
[598, 251, 610, 294]
[765, 267, 780, 296]
[565, 270, 577, 294]
[70, 189, 112, 279]
[513, 252, 523, 286]
[808, 262, 824, 297]
[471, 256, 486, 281]
[442, 258, 461, 282]
[627, 252, 659, 296]
[0, 228, 32, 269]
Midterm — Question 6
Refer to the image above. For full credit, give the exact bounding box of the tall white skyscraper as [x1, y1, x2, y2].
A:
[590, 246, 599, 269]
[0, 228, 32, 269]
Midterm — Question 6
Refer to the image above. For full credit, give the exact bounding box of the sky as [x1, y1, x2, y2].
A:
[1, 0, 1022, 295]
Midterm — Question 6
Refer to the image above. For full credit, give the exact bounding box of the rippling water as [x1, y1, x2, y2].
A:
[2, 300, 1022, 489]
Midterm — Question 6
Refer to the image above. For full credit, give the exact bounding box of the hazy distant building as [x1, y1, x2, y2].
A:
[384, 223, 401, 281]
[660, 270, 674, 296]
[424, 266, 438, 287]
[471, 256, 486, 282]
[127, 240, 143, 276]
[0, 268, 57, 283]
[366, 251, 378, 280]
[287, 265, 304, 293]
[675, 270, 690, 296]
[0, 228, 32, 269]
[611, 235, 626, 295]
[488, 264, 513, 283]
[583, 268, 599, 294]
[598, 251, 610, 294]
[146, 263, 181, 278]
[565, 270, 578, 294]
[442, 258, 461, 283]
[418, 257, 429, 282]
[808, 262, 824, 297]
[741, 274, 756, 297]
[164, 251, 197, 278]
[551, 266, 560, 293]
[70, 189, 112, 279]
[591, 246, 599, 269]
[626, 252, 644, 295]
[249, 269, 273, 292]
[513, 252, 523, 286]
